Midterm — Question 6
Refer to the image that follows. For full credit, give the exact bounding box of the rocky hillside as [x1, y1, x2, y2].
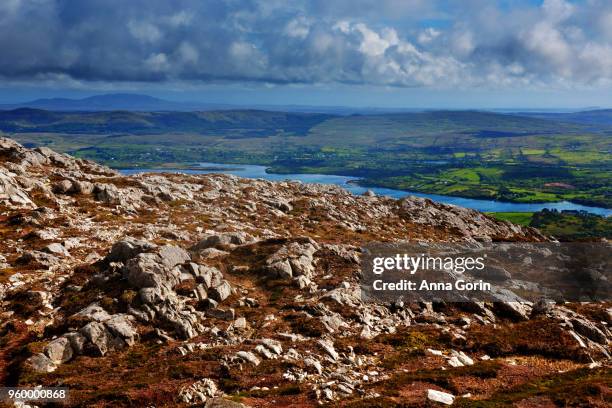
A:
[0, 138, 609, 407]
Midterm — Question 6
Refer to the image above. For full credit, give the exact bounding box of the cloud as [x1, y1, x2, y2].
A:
[145, 53, 169, 72]
[417, 28, 440, 45]
[128, 20, 162, 43]
[0, 0, 611, 89]
[542, 0, 574, 23]
[284, 17, 310, 39]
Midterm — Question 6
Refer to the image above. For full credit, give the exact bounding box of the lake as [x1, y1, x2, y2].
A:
[121, 162, 611, 216]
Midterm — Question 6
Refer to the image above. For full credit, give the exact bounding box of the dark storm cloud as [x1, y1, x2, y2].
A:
[1, 0, 612, 88]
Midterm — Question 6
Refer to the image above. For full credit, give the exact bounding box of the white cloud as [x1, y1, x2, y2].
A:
[230, 41, 256, 60]
[577, 43, 612, 83]
[522, 22, 571, 75]
[178, 42, 198, 64]
[145, 53, 169, 71]
[323, 21, 466, 87]
[542, 0, 574, 23]
[355, 23, 398, 56]
[599, 12, 612, 40]
[418, 28, 440, 45]
[128, 20, 162, 43]
[452, 31, 475, 57]
[0, 0, 611, 91]
[311, 32, 334, 54]
[285, 17, 310, 39]
[167, 11, 193, 27]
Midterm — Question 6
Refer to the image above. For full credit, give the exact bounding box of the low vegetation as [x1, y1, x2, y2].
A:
[489, 209, 611, 240]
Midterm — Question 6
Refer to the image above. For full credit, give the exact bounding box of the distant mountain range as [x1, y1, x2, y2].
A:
[0, 93, 420, 115]
[1, 93, 612, 126]
[0, 94, 230, 112]
[0, 108, 335, 136]
[516, 110, 612, 126]
[0, 107, 599, 139]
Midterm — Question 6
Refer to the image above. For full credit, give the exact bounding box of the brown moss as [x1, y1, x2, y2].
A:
[453, 367, 612, 408]
[173, 280, 196, 296]
[285, 313, 327, 338]
[465, 319, 592, 362]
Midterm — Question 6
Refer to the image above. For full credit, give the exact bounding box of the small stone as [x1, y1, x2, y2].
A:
[259, 339, 283, 355]
[158, 245, 190, 269]
[179, 378, 218, 404]
[104, 314, 138, 346]
[27, 353, 57, 373]
[322, 388, 334, 400]
[255, 344, 275, 359]
[447, 356, 463, 367]
[236, 351, 261, 366]
[337, 383, 353, 395]
[104, 238, 156, 264]
[569, 330, 587, 348]
[427, 389, 455, 405]
[195, 284, 208, 300]
[17, 251, 60, 269]
[318, 339, 339, 361]
[233, 317, 248, 330]
[45, 243, 70, 256]
[44, 336, 73, 364]
[53, 179, 73, 194]
[73, 303, 111, 323]
[304, 357, 323, 374]
[284, 348, 300, 360]
[294, 275, 311, 289]
[80, 321, 124, 356]
[451, 350, 474, 366]
[206, 308, 235, 321]
[360, 325, 375, 339]
[267, 260, 293, 279]
[65, 332, 87, 355]
[209, 280, 232, 302]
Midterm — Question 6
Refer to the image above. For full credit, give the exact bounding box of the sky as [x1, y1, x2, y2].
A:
[0, 0, 611, 109]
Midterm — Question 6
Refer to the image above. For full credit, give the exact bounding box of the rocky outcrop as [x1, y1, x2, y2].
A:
[27, 303, 139, 372]
[26, 237, 237, 373]
[0, 167, 34, 208]
[265, 239, 319, 282]
[113, 240, 235, 340]
[93, 183, 144, 211]
[1, 139, 609, 407]
[179, 378, 219, 405]
[191, 232, 254, 251]
[399, 196, 545, 241]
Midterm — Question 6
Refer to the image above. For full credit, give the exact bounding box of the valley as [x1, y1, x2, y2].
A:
[2, 108, 610, 209]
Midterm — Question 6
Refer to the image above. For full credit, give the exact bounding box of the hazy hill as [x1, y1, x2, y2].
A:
[0, 93, 225, 112]
[0, 93, 421, 114]
[517, 109, 612, 126]
[0, 108, 334, 136]
[0, 108, 585, 137]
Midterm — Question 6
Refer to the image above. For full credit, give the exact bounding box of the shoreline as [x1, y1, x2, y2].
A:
[113, 163, 612, 213]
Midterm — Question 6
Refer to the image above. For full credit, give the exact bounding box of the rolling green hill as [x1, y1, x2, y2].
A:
[0, 108, 333, 136]
[2, 108, 610, 208]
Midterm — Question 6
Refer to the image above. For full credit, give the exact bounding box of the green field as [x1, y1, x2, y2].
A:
[2, 109, 610, 208]
[489, 210, 611, 240]
[487, 212, 534, 226]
